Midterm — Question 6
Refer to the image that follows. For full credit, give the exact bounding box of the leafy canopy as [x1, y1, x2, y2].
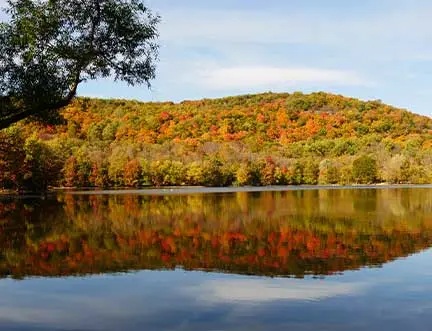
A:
[0, 0, 159, 129]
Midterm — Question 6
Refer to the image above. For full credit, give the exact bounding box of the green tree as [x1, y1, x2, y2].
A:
[236, 162, 261, 186]
[0, 0, 159, 129]
[150, 160, 186, 186]
[352, 155, 377, 184]
[202, 157, 234, 187]
[186, 162, 205, 186]
[22, 135, 63, 191]
[302, 160, 319, 185]
[0, 128, 26, 189]
[286, 161, 303, 185]
[108, 146, 131, 186]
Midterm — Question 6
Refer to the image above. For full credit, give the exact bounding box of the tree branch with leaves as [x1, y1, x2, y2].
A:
[0, 0, 159, 129]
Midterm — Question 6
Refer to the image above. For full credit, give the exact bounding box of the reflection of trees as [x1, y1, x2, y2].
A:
[0, 189, 431, 278]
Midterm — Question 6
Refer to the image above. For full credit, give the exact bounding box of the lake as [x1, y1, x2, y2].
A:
[0, 186, 431, 330]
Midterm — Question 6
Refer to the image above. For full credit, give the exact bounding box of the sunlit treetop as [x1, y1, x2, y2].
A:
[0, 0, 160, 129]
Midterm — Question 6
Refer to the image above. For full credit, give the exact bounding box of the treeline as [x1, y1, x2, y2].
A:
[0, 92, 431, 191]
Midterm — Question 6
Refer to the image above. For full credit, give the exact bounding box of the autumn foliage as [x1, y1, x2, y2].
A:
[0, 92, 431, 191]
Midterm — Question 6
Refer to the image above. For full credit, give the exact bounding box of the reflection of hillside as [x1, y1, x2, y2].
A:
[0, 189, 431, 278]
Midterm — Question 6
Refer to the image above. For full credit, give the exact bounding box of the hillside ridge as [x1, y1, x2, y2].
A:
[80, 91, 431, 118]
[1, 91, 431, 190]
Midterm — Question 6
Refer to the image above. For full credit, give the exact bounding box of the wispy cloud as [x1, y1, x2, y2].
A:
[160, 6, 432, 50]
[195, 65, 368, 90]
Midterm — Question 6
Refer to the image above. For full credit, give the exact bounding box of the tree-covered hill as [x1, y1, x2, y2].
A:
[1, 92, 431, 190]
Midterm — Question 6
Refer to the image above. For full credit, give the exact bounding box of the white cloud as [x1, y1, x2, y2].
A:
[195, 66, 367, 89]
[186, 278, 365, 303]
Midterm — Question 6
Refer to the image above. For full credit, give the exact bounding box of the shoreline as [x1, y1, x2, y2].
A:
[1, 184, 432, 198]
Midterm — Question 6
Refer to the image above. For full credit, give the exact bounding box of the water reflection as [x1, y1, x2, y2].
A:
[185, 278, 364, 302]
[1, 252, 432, 331]
[0, 188, 431, 278]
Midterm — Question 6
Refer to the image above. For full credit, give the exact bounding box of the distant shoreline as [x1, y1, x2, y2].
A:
[1, 184, 431, 198]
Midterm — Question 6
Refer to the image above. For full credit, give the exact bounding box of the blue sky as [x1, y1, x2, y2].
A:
[1, 0, 432, 116]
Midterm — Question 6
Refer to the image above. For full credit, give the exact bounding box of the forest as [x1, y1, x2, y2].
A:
[0, 92, 431, 191]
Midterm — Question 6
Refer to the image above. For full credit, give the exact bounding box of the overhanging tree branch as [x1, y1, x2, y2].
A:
[0, 0, 159, 130]
[0, 69, 81, 130]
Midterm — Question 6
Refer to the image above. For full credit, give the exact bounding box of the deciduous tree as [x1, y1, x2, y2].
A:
[0, 0, 159, 129]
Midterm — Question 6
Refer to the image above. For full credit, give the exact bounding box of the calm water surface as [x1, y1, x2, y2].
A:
[0, 187, 431, 330]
